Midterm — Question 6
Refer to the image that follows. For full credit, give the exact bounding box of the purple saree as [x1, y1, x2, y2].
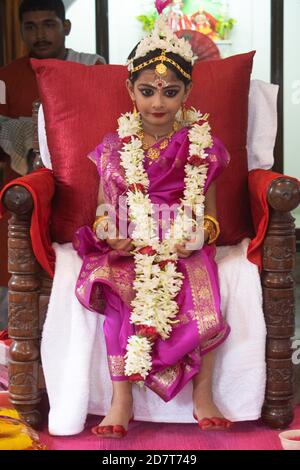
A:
[73, 128, 231, 402]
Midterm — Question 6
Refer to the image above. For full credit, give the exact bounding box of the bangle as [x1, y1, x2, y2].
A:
[204, 215, 220, 245]
[93, 215, 109, 235]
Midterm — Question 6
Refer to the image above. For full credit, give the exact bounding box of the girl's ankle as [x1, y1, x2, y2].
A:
[111, 395, 133, 408]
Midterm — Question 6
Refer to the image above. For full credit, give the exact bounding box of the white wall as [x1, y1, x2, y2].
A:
[108, 0, 152, 65]
[284, 0, 300, 227]
[63, 0, 271, 80]
[108, 0, 271, 80]
[64, 0, 96, 54]
[229, 0, 271, 81]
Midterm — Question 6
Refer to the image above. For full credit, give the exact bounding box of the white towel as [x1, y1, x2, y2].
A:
[41, 239, 266, 436]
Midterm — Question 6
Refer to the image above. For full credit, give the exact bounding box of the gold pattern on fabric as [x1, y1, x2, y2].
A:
[198, 287, 210, 299]
[193, 347, 201, 361]
[86, 261, 101, 270]
[146, 147, 161, 160]
[77, 283, 88, 297]
[89, 265, 135, 306]
[149, 364, 180, 396]
[100, 141, 127, 207]
[185, 257, 218, 337]
[101, 144, 109, 172]
[159, 139, 168, 150]
[173, 312, 190, 329]
[108, 355, 125, 377]
[209, 154, 218, 162]
[201, 328, 229, 354]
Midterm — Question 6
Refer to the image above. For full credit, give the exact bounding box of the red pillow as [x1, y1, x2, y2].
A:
[32, 51, 255, 245]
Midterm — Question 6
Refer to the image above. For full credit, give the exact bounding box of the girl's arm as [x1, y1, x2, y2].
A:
[176, 182, 217, 258]
[204, 182, 217, 242]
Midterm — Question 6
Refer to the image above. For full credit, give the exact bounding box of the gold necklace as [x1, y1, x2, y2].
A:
[138, 129, 175, 161]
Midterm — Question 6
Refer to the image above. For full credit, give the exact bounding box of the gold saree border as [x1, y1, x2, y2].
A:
[185, 255, 219, 338]
[108, 355, 126, 377]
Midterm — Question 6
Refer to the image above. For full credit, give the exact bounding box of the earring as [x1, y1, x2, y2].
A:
[132, 101, 138, 116]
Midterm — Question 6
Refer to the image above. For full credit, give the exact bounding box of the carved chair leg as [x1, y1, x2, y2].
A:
[5, 188, 43, 429]
[262, 179, 300, 428]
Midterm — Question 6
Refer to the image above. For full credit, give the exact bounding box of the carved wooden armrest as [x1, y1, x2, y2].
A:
[262, 177, 300, 428]
[3, 184, 34, 215]
[3, 185, 43, 428]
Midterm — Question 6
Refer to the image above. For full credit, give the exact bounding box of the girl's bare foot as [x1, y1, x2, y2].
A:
[92, 381, 133, 438]
[193, 395, 232, 430]
[193, 397, 225, 422]
[192, 352, 232, 430]
[99, 397, 133, 428]
[92, 398, 133, 438]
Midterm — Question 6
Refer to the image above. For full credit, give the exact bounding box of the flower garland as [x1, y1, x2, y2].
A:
[117, 107, 213, 381]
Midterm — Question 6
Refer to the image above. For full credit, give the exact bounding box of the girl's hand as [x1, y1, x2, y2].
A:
[175, 228, 210, 258]
[106, 238, 134, 255]
[204, 229, 209, 244]
[175, 243, 194, 259]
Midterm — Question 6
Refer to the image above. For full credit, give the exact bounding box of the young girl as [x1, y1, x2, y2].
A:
[73, 15, 232, 438]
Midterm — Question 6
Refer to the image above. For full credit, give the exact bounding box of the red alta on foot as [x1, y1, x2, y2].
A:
[91, 424, 127, 438]
[193, 413, 233, 431]
[91, 417, 133, 438]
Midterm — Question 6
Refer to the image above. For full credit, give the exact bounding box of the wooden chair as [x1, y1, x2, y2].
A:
[1, 101, 300, 431]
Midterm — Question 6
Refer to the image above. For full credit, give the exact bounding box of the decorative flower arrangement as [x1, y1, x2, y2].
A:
[117, 107, 212, 381]
[137, 1, 236, 42]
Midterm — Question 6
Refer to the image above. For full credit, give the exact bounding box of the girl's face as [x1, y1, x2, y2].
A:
[126, 68, 192, 131]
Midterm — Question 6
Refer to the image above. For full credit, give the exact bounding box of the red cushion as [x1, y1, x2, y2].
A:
[32, 52, 255, 244]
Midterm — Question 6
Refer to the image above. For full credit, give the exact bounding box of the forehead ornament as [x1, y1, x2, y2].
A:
[150, 77, 170, 88]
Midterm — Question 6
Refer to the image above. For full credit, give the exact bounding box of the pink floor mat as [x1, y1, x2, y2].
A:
[38, 406, 300, 451]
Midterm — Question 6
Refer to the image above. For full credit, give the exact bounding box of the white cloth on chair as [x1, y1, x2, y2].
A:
[41, 239, 266, 436]
[247, 79, 279, 171]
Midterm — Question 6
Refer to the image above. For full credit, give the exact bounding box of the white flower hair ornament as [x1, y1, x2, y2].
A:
[127, 15, 198, 81]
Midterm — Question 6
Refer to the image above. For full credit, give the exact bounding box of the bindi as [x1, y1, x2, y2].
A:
[149, 77, 171, 89]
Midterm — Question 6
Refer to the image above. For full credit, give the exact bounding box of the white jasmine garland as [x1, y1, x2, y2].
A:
[117, 107, 212, 380]
[124, 336, 153, 379]
[118, 113, 142, 138]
